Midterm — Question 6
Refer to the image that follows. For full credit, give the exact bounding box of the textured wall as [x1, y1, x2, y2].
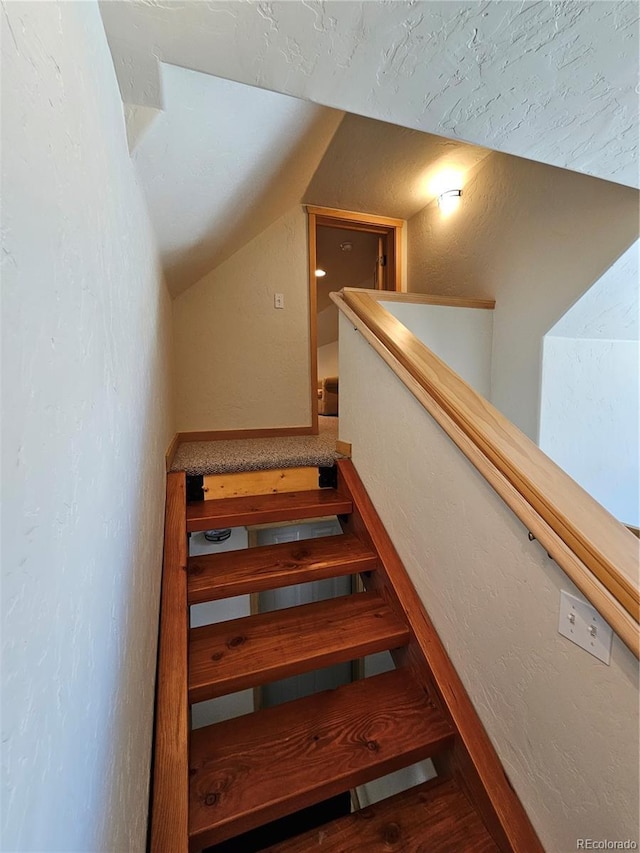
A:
[318, 341, 339, 381]
[339, 314, 639, 852]
[100, 1, 639, 189]
[173, 207, 311, 432]
[540, 337, 639, 527]
[1, 3, 173, 851]
[539, 240, 639, 526]
[407, 152, 639, 439]
[379, 301, 493, 399]
[550, 239, 639, 341]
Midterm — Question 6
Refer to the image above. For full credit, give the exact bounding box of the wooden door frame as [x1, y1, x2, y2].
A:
[306, 205, 405, 434]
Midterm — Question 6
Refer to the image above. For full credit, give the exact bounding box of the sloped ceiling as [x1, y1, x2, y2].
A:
[549, 240, 639, 341]
[100, 1, 638, 189]
[116, 64, 489, 297]
[306, 113, 490, 219]
[131, 64, 342, 295]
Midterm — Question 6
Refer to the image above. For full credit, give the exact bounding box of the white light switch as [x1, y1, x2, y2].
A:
[558, 590, 612, 664]
[274, 293, 284, 309]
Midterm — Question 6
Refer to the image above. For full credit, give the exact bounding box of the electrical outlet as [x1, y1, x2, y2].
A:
[558, 590, 612, 664]
[274, 293, 284, 309]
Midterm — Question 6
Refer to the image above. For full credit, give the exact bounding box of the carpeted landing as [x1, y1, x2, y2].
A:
[171, 417, 341, 476]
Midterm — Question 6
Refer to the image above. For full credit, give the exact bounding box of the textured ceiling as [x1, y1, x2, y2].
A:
[132, 64, 342, 295]
[306, 113, 490, 219]
[118, 63, 489, 296]
[100, 1, 639, 189]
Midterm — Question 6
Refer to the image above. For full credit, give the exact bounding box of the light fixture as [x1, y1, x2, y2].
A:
[315, 268, 326, 277]
[438, 188, 462, 214]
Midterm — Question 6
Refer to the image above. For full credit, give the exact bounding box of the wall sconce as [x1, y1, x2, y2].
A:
[438, 188, 462, 214]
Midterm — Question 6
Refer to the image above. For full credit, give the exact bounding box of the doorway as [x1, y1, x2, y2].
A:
[306, 206, 404, 432]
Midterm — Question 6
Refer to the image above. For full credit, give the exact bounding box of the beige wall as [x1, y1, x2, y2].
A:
[2, 3, 174, 850]
[173, 206, 311, 431]
[339, 313, 639, 852]
[318, 341, 339, 381]
[407, 153, 639, 439]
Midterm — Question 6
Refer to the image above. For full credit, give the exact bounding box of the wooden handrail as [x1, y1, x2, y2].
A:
[150, 472, 189, 853]
[342, 287, 496, 311]
[333, 290, 639, 657]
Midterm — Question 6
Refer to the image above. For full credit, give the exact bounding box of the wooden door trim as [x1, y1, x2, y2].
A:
[306, 206, 405, 294]
[307, 211, 320, 435]
[306, 206, 405, 229]
[307, 205, 405, 434]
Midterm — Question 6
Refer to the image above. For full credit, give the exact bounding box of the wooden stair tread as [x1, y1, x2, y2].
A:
[188, 591, 410, 704]
[186, 489, 352, 533]
[188, 669, 455, 850]
[188, 533, 377, 604]
[263, 777, 500, 852]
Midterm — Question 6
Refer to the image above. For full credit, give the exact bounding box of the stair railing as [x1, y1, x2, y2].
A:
[333, 288, 639, 657]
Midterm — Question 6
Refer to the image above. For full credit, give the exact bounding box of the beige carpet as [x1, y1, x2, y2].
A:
[171, 417, 341, 476]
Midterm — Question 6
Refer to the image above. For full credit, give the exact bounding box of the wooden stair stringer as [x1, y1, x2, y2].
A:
[336, 457, 543, 853]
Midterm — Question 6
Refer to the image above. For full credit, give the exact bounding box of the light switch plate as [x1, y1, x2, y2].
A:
[274, 293, 284, 309]
[558, 590, 612, 664]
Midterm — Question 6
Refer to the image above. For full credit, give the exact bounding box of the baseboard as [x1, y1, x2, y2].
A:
[176, 426, 315, 444]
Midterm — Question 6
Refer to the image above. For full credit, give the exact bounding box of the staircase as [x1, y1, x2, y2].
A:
[151, 459, 543, 852]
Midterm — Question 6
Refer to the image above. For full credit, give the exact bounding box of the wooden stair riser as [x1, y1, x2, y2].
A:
[186, 489, 352, 533]
[188, 592, 410, 704]
[187, 533, 378, 605]
[188, 669, 455, 851]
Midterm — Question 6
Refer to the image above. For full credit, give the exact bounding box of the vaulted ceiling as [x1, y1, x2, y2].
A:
[100, 1, 638, 188]
[305, 114, 490, 220]
[99, 1, 639, 295]
[130, 65, 342, 295]
[116, 65, 490, 295]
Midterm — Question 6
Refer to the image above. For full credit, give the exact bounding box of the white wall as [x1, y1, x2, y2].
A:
[317, 341, 339, 381]
[1, 4, 173, 851]
[407, 152, 639, 439]
[338, 313, 639, 852]
[380, 301, 493, 399]
[540, 240, 639, 526]
[173, 206, 311, 432]
[540, 338, 639, 527]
